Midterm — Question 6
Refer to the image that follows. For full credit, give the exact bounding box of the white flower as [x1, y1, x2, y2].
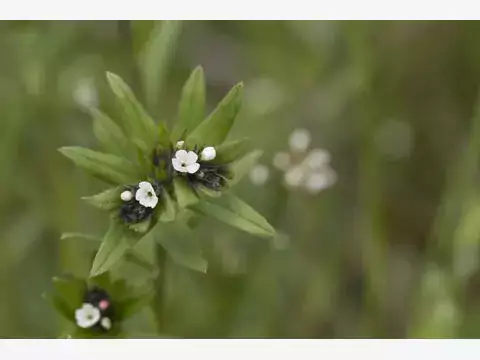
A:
[75, 303, 101, 329]
[172, 150, 200, 174]
[176, 140, 185, 149]
[135, 181, 158, 208]
[249, 164, 270, 185]
[120, 190, 133, 202]
[272, 151, 291, 171]
[289, 128, 311, 152]
[200, 146, 216, 161]
[100, 317, 112, 330]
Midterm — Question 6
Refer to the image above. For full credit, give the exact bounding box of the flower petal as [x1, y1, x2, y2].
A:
[175, 149, 189, 162]
[75, 303, 101, 328]
[186, 162, 200, 174]
[135, 188, 147, 202]
[185, 151, 198, 164]
[143, 194, 158, 208]
[138, 181, 155, 193]
[172, 158, 187, 172]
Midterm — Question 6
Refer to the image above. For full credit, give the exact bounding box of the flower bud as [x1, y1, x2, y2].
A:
[200, 146, 216, 161]
[120, 190, 133, 202]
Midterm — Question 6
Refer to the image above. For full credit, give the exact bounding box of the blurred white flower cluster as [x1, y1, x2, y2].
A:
[249, 128, 337, 194]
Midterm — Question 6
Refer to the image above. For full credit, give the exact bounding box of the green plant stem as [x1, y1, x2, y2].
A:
[152, 243, 167, 334]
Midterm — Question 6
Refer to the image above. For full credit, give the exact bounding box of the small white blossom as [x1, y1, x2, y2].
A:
[249, 164, 270, 185]
[135, 181, 158, 208]
[272, 152, 291, 171]
[100, 317, 112, 330]
[304, 169, 337, 194]
[305, 149, 331, 170]
[200, 146, 216, 161]
[172, 150, 200, 174]
[289, 128, 311, 152]
[176, 140, 185, 149]
[75, 303, 101, 329]
[120, 190, 133, 202]
[284, 165, 305, 187]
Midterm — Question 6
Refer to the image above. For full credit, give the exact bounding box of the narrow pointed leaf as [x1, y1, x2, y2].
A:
[43, 293, 75, 323]
[61, 232, 101, 242]
[229, 150, 263, 186]
[90, 220, 145, 277]
[81, 186, 123, 211]
[90, 109, 131, 157]
[213, 137, 251, 164]
[106, 72, 160, 149]
[192, 194, 275, 238]
[52, 276, 87, 312]
[186, 82, 244, 147]
[154, 219, 208, 273]
[172, 66, 206, 141]
[173, 177, 199, 208]
[158, 190, 176, 222]
[59, 146, 139, 185]
[139, 20, 182, 111]
[127, 217, 152, 234]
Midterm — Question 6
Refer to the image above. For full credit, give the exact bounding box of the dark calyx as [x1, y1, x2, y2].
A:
[84, 286, 115, 332]
[119, 181, 162, 224]
[187, 163, 230, 191]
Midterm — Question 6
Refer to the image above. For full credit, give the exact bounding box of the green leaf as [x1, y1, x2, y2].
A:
[43, 293, 75, 323]
[106, 72, 159, 149]
[154, 219, 208, 273]
[59, 146, 139, 185]
[90, 220, 145, 277]
[52, 275, 86, 312]
[173, 177, 199, 208]
[90, 108, 132, 157]
[89, 272, 113, 291]
[124, 250, 155, 272]
[61, 232, 101, 242]
[81, 187, 123, 212]
[139, 20, 182, 111]
[229, 150, 263, 186]
[213, 137, 251, 164]
[186, 82, 244, 147]
[118, 288, 154, 320]
[127, 217, 152, 234]
[158, 190, 176, 222]
[171, 66, 206, 141]
[192, 194, 275, 238]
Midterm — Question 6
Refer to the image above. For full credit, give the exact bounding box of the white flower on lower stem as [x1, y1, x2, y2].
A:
[200, 146, 216, 161]
[100, 317, 112, 330]
[135, 181, 158, 208]
[172, 149, 200, 174]
[75, 303, 101, 329]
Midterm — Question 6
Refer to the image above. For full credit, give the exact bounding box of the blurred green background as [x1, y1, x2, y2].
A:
[2, 20, 480, 338]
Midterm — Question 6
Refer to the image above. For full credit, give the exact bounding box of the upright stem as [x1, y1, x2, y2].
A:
[117, 19, 167, 335]
[152, 243, 167, 333]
